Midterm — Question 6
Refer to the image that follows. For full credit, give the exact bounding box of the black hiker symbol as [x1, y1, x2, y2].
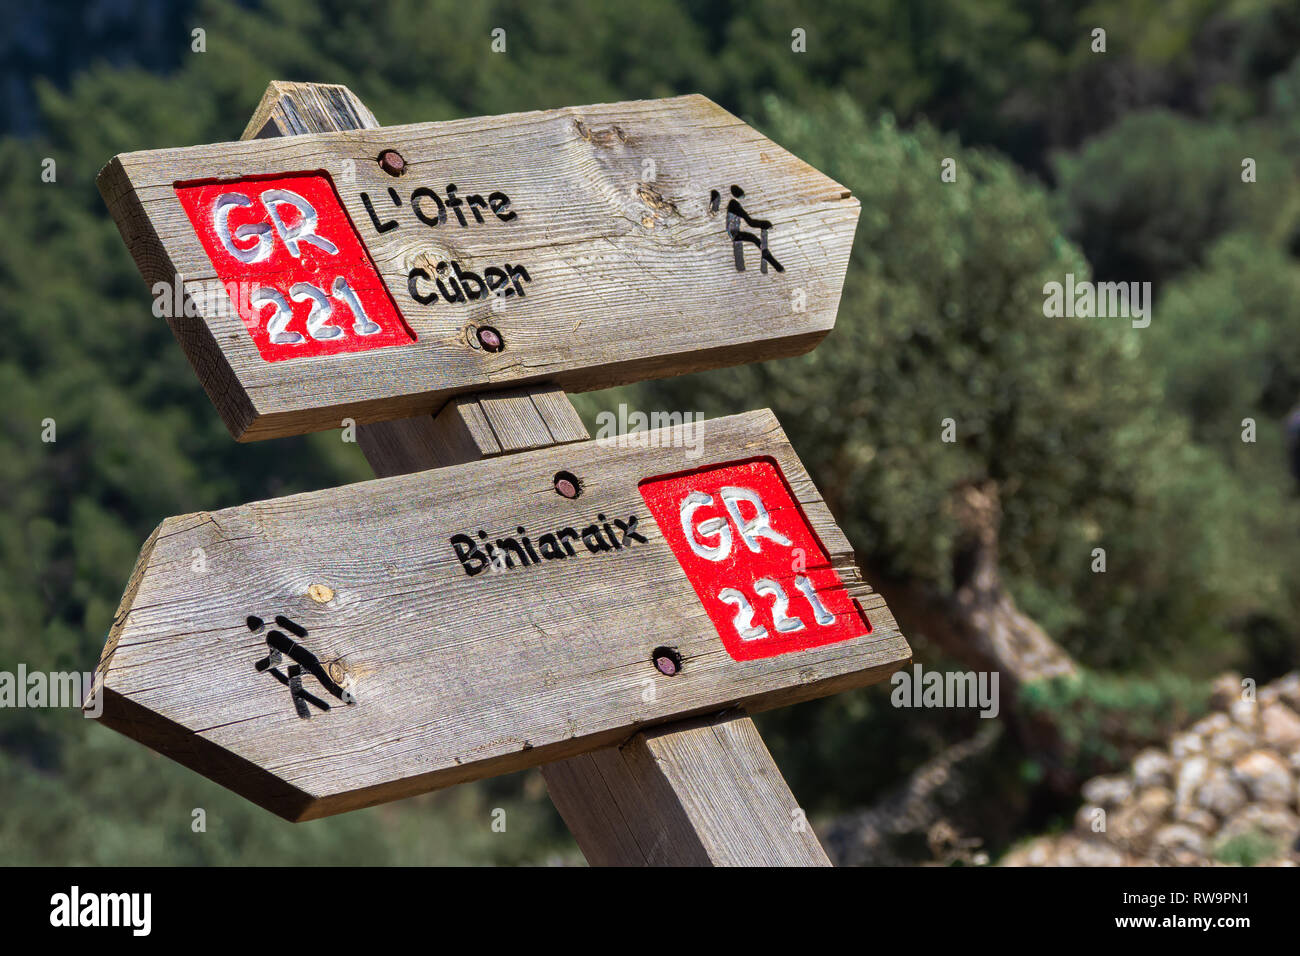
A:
[711, 185, 784, 274]
[249, 614, 353, 719]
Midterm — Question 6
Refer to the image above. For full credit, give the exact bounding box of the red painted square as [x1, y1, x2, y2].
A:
[640, 457, 871, 661]
[175, 172, 414, 361]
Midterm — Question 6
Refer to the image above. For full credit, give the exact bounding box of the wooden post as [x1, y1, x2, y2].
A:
[545, 709, 829, 865]
[244, 81, 831, 865]
[93, 81, 910, 865]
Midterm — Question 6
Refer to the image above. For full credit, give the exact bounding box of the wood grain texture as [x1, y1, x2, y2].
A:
[545, 708, 831, 866]
[246, 83, 834, 867]
[98, 93, 860, 440]
[88, 409, 910, 821]
[241, 81, 380, 140]
[357, 384, 588, 476]
[235, 79, 469, 480]
[97, 83, 861, 868]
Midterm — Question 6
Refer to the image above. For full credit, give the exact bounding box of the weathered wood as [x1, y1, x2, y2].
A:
[544, 708, 831, 866]
[236, 79, 457, 478]
[357, 384, 588, 477]
[252, 82, 837, 866]
[89, 410, 910, 821]
[94, 81, 879, 869]
[241, 81, 380, 141]
[97, 93, 860, 440]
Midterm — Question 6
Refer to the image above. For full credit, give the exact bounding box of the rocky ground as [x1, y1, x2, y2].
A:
[1001, 672, 1300, 866]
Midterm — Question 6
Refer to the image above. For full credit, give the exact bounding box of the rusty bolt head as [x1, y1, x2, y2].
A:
[652, 646, 682, 676]
[553, 471, 581, 499]
[476, 326, 503, 352]
[378, 149, 406, 177]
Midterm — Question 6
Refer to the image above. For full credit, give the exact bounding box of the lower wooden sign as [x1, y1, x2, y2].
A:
[89, 409, 910, 821]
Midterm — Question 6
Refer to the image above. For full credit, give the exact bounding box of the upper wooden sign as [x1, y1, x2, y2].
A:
[88, 410, 909, 820]
[98, 95, 860, 441]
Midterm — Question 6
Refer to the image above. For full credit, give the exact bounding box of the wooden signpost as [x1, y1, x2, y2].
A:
[99, 88, 859, 441]
[90, 82, 911, 866]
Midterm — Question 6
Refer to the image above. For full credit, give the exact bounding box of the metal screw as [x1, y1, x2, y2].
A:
[652, 646, 682, 676]
[553, 471, 580, 499]
[378, 149, 406, 176]
[476, 326, 503, 352]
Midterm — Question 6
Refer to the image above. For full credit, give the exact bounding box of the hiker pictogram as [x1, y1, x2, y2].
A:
[248, 614, 353, 719]
[712, 185, 784, 274]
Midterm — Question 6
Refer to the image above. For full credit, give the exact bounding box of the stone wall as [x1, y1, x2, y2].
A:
[1003, 672, 1300, 866]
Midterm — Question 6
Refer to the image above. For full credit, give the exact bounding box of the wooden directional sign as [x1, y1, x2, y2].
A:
[97, 95, 859, 440]
[90, 411, 909, 821]
[91, 82, 899, 864]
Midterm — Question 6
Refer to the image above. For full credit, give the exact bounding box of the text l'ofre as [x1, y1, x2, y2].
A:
[359, 182, 532, 306]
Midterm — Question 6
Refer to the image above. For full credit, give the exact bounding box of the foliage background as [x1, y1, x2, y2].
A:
[1, 0, 1297, 863]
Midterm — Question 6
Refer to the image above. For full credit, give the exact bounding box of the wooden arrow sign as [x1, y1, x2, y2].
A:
[89, 410, 909, 821]
[97, 95, 859, 441]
